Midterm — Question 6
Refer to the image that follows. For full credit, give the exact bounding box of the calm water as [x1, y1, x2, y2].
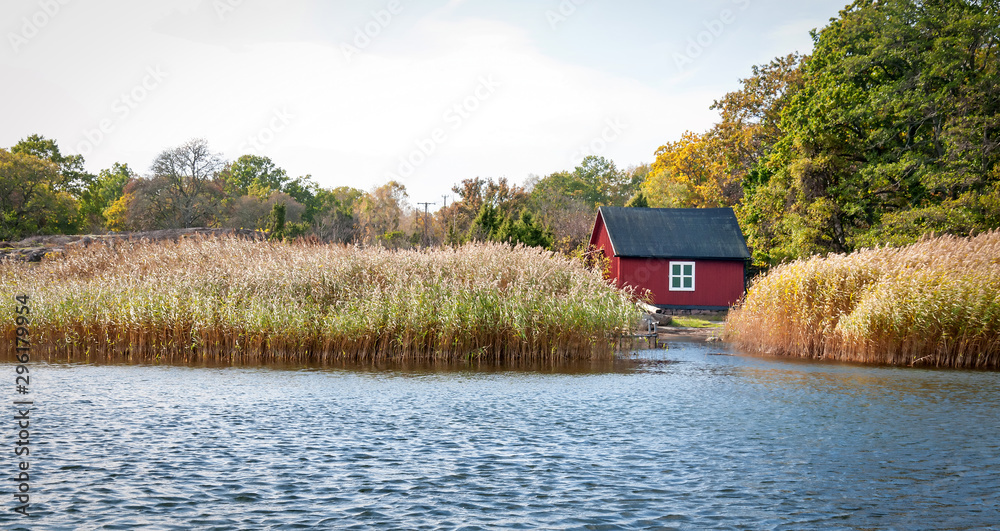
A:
[4, 338, 1000, 530]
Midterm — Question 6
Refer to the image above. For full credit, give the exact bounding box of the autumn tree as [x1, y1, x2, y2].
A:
[440, 177, 528, 239]
[356, 181, 410, 245]
[0, 149, 78, 239]
[710, 54, 804, 193]
[705, 54, 807, 263]
[128, 139, 225, 229]
[642, 131, 732, 208]
[78, 163, 135, 231]
[11, 134, 92, 195]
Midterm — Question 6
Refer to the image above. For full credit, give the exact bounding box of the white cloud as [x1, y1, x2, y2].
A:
[1, 1, 818, 203]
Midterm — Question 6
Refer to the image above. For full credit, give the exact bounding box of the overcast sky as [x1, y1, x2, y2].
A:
[1, 0, 849, 207]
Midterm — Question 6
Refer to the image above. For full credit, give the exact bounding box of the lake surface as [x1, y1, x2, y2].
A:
[4, 338, 1000, 530]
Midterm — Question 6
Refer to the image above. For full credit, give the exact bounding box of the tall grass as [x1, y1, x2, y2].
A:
[726, 231, 1000, 369]
[0, 237, 640, 364]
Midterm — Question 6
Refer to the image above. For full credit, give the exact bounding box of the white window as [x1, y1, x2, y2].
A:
[669, 261, 695, 291]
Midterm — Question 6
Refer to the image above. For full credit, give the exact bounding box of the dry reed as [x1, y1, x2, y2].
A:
[0, 236, 639, 364]
[726, 231, 1000, 369]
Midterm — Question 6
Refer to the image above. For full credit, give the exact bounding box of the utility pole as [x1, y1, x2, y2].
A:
[441, 195, 449, 244]
[417, 201, 435, 247]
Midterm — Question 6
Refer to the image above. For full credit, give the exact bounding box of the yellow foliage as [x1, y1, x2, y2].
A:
[641, 131, 735, 209]
[103, 193, 132, 231]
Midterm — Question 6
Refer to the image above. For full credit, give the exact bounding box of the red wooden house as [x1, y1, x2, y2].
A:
[589, 207, 751, 309]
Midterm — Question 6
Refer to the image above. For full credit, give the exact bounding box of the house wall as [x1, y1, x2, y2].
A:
[617, 258, 745, 307]
[589, 214, 620, 281]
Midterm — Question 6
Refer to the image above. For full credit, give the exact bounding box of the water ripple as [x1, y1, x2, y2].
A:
[3, 340, 999, 529]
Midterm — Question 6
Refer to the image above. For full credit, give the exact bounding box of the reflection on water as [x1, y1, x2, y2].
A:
[3, 338, 999, 530]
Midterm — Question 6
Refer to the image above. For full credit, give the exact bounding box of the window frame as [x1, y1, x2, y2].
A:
[668, 261, 696, 291]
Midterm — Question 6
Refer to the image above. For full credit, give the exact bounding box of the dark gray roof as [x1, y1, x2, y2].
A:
[595, 207, 750, 259]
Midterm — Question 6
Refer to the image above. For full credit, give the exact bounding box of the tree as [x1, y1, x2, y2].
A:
[282, 176, 322, 223]
[526, 175, 594, 252]
[79, 163, 135, 231]
[221, 154, 289, 197]
[530, 156, 632, 211]
[624, 192, 649, 208]
[0, 149, 78, 240]
[758, 0, 1000, 258]
[314, 186, 364, 243]
[710, 54, 804, 195]
[642, 131, 730, 208]
[700, 55, 807, 264]
[495, 209, 553, 249]
[146, 138, 226, 228]
[356, 181, 409, 244]
[444, 176, 528, 238]
[103, 193, 132, 232]
[222, 191, 304, 232]
[574, 155, 631, 207]
[11, 134, 91, 195]
[467, 202, 504, 241]
[266, 202, 286, 241]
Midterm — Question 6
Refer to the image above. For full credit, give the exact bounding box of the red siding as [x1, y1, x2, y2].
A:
[588, 213, 620, 281]
[617, 258, 745, 307]
[590, 211, 745, 307]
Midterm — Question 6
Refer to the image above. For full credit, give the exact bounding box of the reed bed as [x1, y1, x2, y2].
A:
[726, 231, 1000, 369]
[0, 237, 640, 364]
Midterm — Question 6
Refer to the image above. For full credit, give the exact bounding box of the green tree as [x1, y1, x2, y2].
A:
[221, 154, 289, 197]
[79, 163, 135, 231]
[495, 209, 553, 249]
[0, 149, 78, 240]
[467, 202, 504, 242]
[624, 192, 649, 208]
[314, 186, 364, 243]
[574, 155, 631, 207]
[531, 156, 631, 210]
[266, 202, 286, 241]
[444, 177, 528, 238]
[11, 134, 92, 195]
[763, 0, 1000, 257]
[282, 176, 322, 223]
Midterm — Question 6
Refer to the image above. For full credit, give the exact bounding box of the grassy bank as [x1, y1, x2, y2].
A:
[726, 231, 1000, 369]
[1, 237, 640, 364]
